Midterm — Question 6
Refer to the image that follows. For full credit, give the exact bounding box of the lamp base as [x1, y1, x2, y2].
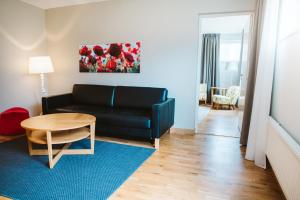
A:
[40, 73, 47, 97]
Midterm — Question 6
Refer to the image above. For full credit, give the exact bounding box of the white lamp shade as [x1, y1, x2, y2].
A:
[29, 56, 54, 74]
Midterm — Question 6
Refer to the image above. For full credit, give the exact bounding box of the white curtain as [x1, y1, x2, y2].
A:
[245, 0, 281, 168]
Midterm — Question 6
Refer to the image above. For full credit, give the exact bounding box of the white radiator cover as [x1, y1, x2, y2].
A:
[266, 117, 300, 200]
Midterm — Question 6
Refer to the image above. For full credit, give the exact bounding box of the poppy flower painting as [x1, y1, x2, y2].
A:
[79, 42, 141, 73]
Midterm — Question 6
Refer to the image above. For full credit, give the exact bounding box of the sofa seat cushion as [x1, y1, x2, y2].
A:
[51, 105, 151, 129]
[52, 104, 112, 114]
[96, 125, 152, 140]
[108, 108, 151, 129]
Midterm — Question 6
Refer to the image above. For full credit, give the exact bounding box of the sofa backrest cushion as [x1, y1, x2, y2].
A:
[114, 86, 168, 109]
[72, 84, 115, 107]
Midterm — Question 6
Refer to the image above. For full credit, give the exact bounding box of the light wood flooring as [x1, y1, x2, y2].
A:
[0, 111, 285, 200]
[197, 106, 241, 138]
[109, 132, 285, 200]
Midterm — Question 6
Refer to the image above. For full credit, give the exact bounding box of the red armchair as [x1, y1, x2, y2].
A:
[0, 107, 29, 135]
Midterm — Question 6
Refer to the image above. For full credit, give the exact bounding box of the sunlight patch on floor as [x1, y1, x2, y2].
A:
[197, 105, 240, 138]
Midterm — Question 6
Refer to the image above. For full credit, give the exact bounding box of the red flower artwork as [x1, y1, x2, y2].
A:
[136, 42, 141, 48]
[107, 43, 122, 58]
[93, 45, 104, 57]
[124, 52, 134, 64]
[87, 55, 97, 65]
[132, 48, 138, 55]
[79, 42, 141, 73]
[79, 46, 91, 56]
[106, 59, 117, 70]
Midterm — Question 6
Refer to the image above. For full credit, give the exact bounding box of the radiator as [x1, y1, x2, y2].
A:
[266, 117, 300, 200]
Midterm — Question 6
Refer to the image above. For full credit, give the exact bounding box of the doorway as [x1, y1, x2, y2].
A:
[195, 13, 253, 138]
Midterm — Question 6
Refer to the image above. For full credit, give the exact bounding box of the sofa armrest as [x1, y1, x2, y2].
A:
[42, 93, 73, 114]
[152, 98, 175, 139]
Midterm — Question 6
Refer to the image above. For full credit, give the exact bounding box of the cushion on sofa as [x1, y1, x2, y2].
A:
[95, 125, 152, 140]
[108, 108, 151, 129]
[72, 84, 115, 107]
[52, 105, 151, 129]
[114, 86, 168, 109]
[52, 104, 112, 114]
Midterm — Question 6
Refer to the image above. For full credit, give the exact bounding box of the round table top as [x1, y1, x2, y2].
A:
[21, 113, 96, 131]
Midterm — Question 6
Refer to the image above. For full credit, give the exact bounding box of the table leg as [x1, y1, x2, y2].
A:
[28, 125, 96, 169]
[90, 122, 95, 154]
[46, 131, 54, 169]
[26, 130, 33, 156]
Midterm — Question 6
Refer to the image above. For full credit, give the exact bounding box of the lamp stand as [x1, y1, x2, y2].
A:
[40, 73, 47, 97]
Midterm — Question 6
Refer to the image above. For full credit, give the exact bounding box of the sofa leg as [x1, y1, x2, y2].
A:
[167, 129, 171, 134]
[154, 138, 160, 149]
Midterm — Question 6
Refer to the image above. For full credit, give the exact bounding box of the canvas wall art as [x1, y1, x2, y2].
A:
[79, 42, 141, 73]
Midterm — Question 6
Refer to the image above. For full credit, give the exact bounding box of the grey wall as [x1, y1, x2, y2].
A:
[0, 0, 47, 116]
[45, 0, 257, 129]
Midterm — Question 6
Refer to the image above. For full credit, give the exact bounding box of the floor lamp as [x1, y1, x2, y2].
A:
[29, 56, 54, 97]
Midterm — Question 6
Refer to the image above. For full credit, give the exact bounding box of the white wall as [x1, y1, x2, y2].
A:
[0, 0, 47, 116]
[45, 0, 257, 129]
[200, 15, 250, 34]
[271, 0, 300, 144]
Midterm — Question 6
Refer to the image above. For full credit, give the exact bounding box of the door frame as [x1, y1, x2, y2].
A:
[194, 11, 255, 133]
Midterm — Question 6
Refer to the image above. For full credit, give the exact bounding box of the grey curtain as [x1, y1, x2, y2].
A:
[240, 0, 265, 145]
[200, 34, 220, 103]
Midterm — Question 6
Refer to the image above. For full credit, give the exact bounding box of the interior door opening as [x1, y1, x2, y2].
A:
[195, 13, 253, 138]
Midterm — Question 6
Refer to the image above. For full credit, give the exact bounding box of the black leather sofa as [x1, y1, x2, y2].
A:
[42, 84, 175, 148]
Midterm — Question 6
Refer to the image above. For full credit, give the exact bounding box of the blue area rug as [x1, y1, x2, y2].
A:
[0, 137, 155, 200]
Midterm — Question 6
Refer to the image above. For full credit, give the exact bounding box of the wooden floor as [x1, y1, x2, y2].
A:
[0, 111, 285, 200]
[110, 109, 285, 200]
[109, 133, 285, 200]
[197, 106, 241, 138]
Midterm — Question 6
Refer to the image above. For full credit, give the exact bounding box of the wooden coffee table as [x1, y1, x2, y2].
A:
[21, 113, 96, 169]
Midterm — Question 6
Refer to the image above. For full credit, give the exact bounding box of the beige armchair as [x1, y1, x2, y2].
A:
[211, 86, 241, 110]
[199, 83, 207, 104]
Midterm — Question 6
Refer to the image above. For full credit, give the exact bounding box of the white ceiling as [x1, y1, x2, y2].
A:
[20, 0, 108, 9]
